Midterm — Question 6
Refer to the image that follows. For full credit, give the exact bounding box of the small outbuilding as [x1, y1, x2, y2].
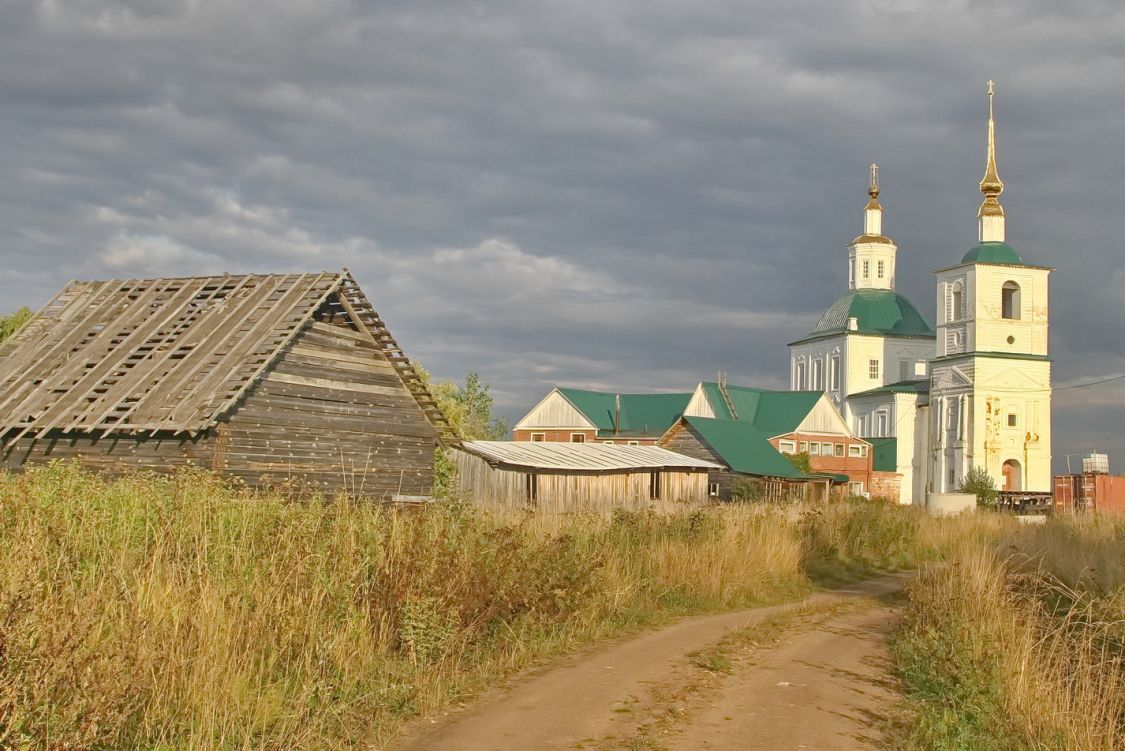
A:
[454, 441, 721, 512]
[0, 271, 454, 496]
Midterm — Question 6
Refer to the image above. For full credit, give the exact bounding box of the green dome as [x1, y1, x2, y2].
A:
[962, 241, 1023, 265]
[811, 289, 934, 338]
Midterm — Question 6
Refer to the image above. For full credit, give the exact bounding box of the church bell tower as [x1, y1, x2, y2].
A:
[929, 82, 1053, 494]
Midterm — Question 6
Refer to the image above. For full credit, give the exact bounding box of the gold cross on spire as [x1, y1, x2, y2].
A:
[869, 162, 879, 198]
[979, 80, 1004, 210]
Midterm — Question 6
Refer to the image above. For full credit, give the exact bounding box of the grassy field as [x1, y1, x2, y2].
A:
[0, 463, 944, 750]
[893, 515, 1125, 750]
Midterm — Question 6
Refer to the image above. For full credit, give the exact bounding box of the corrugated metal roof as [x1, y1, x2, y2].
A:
[699, 383, 822, 435]
[800, 289, 934, 340]
[463, 441, 722, 471]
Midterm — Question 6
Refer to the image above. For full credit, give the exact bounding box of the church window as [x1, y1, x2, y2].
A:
[950, 283, 963, 321]
[1006, 409, 1019, 428]
[795, 361, 807, 390]
[1001, 281, 1021, 320]
[900, 360, 912, 381]
[857, 415, 868, 436]
[868, 359, 880, 379]
[875, 411, 889, 437]
[829, 356, 840, 391]
[862, 260, 870, 278]
[946, 400, 959, 430]
[812, 358, 824, 390]
[877, 260, 885, 278]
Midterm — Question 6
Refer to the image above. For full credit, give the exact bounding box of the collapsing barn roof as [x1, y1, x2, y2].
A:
[0, 271, 455, 443]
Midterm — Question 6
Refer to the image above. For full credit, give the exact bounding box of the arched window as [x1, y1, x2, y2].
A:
[950, 282, 963, 322]
[1001, 281, 1021, 320]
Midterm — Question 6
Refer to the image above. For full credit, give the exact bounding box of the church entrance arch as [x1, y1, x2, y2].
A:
[1002, 459, 1022, 492]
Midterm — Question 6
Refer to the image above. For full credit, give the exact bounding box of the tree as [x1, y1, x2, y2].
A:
[0, 307, 32, 344]
[415, 366, 510, 499]
[959, 465, 998, 508]
[783, 451, 813, 475]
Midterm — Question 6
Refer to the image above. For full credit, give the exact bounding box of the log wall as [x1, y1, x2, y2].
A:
[453, 450, 709, 513]
[216, 320, 438, 496]
[0, 429, 212, 473]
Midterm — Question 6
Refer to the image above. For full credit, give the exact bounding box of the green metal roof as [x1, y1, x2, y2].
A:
[803, 289, 934, 340]
[868, 437, 898, 473]
[699, 383, 822, 435]
[850, 379, 930, 398]
[683, 417, 808, 479]
[961, 241, 1023, 265]
[558, 388, 691, 438]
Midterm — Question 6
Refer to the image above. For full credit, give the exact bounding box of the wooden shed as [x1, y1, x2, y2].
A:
[454, 441, 721, 512]
[0, 271, 454, 496]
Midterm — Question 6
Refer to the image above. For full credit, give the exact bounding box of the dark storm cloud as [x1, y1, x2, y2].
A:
[2, 1, 1124, 468]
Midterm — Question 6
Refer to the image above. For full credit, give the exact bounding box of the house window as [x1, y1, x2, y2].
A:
[821, 442, 833, 455]
[602, 440, 615, 444]
[829, 355, 840, 391]
[708, 482, 719, 497]
[570, 433, 586, 443]
[835, 444, 844, 457]
[526, 473, 538, 502]
[530, 432, 546, 442]
[848, 482, 865, 496]
[779, 440, 797, 454]
[849, 445, 863, 458]
[1001, 281, 1021, 320]
[799, 441, 808, 452]
[877, 260, 885, 279]
[862, 260, 870, 278]
[650, 471, 662, 500]
[869, 359, 880, 380]
[627, 440, 640, 446]
[810, 443, 821, 456]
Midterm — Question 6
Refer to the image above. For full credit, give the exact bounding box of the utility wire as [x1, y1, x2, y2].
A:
[1055, 373, 1125, 391]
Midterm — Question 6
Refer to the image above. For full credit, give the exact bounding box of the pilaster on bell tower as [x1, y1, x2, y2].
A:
[848, 163, 897, 291]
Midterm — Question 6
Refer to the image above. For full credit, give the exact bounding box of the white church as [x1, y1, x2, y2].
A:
[788, 83, 1052, 505]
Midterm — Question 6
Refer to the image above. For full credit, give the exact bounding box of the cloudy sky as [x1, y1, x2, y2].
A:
[2, 1, 1123, 470]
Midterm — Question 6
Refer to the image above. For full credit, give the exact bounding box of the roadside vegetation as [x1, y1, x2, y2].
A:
[1, 463, 940, 750]
[893, 515, 1125, 750]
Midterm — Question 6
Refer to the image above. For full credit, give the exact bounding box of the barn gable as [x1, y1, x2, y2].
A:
[0, 271, 452, 495]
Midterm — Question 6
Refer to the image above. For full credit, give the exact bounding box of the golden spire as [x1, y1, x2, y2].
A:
[979, 80, 1004, 218]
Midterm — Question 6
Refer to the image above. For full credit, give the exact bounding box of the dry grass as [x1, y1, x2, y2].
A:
[893, 515, 1125, 750]
[0, 463, 942, 750]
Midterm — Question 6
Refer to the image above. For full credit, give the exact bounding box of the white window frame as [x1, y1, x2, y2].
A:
[829, 355, 840, 392]
[877, 260, 885, 279]
[795, 360, 807, 390]
[868, 359, 880, 380]
[876, 410, 889, 437]
[627, 440, 640, 445]
[809, 443, 821, 456]
[799, 441, 808, 452]
[834, 444, 844, 457]
[530, 432, 546, 442]
[812, 358, 824, 391]
[821, 442, 834, 455]
[570, 433, 586, 443]
[708, 482, 720, 497]
[778, 440, 797, 454]
[848, 444, 863, 458]
[862, 259, 870, 278]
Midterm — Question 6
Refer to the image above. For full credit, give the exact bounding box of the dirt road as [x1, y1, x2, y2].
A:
[392, 572, 910, 750]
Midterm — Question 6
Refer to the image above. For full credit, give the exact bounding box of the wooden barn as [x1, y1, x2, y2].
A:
[0, 271, 455, 496]
[453, 440, 721, 512]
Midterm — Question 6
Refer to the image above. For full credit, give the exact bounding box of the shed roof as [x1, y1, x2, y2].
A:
[698, 383, 822, 435]
[682, 417, 808, 479]
[463, 441, 721, 471]
[849, 379, 930, 398]
[557, 388, 692, 437]
[0, 271, 454, 442]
